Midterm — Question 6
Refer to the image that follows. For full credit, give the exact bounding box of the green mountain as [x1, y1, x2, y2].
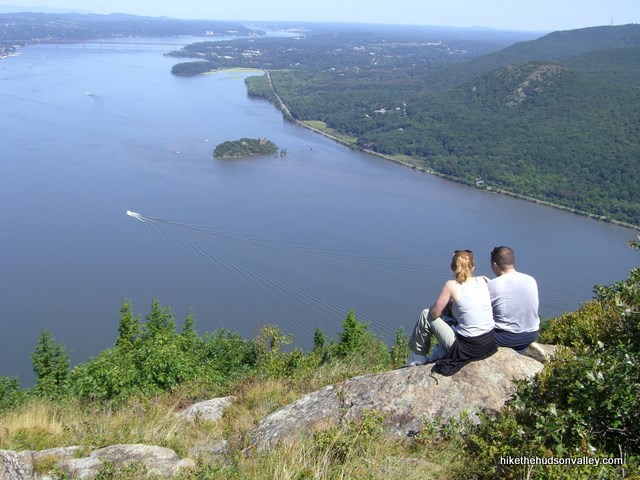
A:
[170, 23, 640, 225]
[369, 25, 640, 225]
[430, 24, 640, 88]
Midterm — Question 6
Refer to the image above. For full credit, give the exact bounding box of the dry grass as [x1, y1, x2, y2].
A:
[0, 401, 70, 450]
[0, 358, 471, 479]
[233, 433, 458, 480]
[0, 396, 223, 457]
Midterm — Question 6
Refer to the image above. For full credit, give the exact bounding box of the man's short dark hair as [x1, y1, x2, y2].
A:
[491, 245, 515, 268]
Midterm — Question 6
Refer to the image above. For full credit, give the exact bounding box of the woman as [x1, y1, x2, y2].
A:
[407, 249, 496, 374]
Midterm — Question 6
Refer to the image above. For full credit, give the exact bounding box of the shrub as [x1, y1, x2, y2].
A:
[333, 310, 366, 356]
[0, 377, 28, 411]
[253, 324, 296, 378]
[464, 255, 640, 478]
[389, 327, 411, 369]
[328, 310, 390, 369]
[69, 299, 256, 401]
[32, 329, 70, 399]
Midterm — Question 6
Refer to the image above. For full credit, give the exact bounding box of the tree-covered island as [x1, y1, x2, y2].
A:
[213, 137, 278, 159]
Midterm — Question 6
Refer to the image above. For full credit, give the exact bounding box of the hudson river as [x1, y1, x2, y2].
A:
[1, 39, 637, 384]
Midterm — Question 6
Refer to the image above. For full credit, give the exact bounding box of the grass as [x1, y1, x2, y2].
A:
[0, 353, 471, 479]
[301, 120, 358, 146]
[0, 397, 223, 457]
[204, 67, 264, 76]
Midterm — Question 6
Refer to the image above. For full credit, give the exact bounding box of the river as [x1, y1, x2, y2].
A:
[1, 39, 637, 385]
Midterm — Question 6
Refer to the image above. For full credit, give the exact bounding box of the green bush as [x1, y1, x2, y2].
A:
[328, 310, 390, 369]
[539, 300, 621, 350]
[389, 327, 411, 369]
[463, 253, 640, 479]
[253, 324, 303, 379]
[69, 299, 256, 401]
[32, 329, 70, 399]
[0, 376, 28, 411]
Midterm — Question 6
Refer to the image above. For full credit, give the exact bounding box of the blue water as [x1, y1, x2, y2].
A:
[1, 40, 637, 385]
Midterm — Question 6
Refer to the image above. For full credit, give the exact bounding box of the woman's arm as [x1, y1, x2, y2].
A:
[429, 281, 455, 319]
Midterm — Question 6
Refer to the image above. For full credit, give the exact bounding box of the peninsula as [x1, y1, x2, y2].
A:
[213, 137, 278, 159]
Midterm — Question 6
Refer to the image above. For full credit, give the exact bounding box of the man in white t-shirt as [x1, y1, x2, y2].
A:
[488, 246, 540, 351]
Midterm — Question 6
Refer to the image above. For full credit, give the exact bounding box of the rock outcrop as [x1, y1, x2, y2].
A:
[252, 347, 545, 451]
[0, 450, 27, 480]
[520, 342, 558, 363]
[1, 393, 236, 479]
[2, 444, 194, 480]
[176, 396, 236, 423]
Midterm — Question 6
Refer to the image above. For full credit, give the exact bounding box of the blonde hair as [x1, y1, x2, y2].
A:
[451, 250, 475, 283]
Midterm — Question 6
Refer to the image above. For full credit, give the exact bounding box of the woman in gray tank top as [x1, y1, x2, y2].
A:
[407, 250, 495, 369]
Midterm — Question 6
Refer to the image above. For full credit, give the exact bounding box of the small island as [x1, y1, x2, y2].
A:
[213, 137, 279, 159]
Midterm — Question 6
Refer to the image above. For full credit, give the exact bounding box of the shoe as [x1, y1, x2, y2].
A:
[426, 343, 448, 363]
[406, 352, 428, 367]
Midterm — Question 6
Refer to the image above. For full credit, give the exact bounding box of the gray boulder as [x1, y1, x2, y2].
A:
[252, 347, 544, 451]
[189, 440, 229, 462]
[176, 396, 236, 423]
[60, 444, 195, 479]
[2, 444, 194, 480]
[520, 342, 558, 363]
[15, 446, 84, 479]
[0, 450, 27, 480]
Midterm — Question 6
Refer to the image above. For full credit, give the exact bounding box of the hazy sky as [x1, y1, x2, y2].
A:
[2, 0, 638, 32]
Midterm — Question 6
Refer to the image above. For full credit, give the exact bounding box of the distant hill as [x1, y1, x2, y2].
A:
[0, 12, 263, 42]
[347, 24, 640, 225]
[428, 24, 640, 89]
[230, 23, 638, 225]
[0, 5, 92, 14]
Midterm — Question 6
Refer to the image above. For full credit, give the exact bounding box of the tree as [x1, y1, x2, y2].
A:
[142, 297, 176, 339]
[116, 298, 139, 348]
[180, 308, 198, 351]
[313, 327, 327, 351]
[334, 309, 367, 357]
[181, 309, 197, 338]
[32, 329, 70, 398]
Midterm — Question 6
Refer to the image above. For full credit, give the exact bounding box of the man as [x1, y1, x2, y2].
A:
[488, 246, 540, 351]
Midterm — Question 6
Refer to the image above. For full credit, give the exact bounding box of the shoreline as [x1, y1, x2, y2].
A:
[257, 69, 639, 233]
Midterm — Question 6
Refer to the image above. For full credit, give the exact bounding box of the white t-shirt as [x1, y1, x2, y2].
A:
[488, 271, 540, 333]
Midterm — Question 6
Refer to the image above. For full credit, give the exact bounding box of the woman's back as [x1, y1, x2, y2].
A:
[452, 277, 494, 337]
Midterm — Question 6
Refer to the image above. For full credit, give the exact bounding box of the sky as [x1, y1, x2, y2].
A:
[1, 0, 638, 32]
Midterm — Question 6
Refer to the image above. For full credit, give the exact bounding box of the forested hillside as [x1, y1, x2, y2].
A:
[170, 24, 640, 226]
[393, 25, 640, 224]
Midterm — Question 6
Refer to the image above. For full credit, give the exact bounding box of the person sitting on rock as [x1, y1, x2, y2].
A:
[406, 249, 496, 374]
[487, 245, 540, 352]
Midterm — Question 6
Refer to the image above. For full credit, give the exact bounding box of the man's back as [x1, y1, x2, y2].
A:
[488, 271, 539, 333]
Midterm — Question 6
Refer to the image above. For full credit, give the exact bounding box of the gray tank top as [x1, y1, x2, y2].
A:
[452, 277, 494, 337]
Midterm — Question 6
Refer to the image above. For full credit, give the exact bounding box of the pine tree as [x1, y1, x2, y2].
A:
[32, 329, 70, 398]
[180, 308, 198, 349]
[313, 327, 327, 351]
[335, 309, 367, 356]
[143, 297, 176, 339]
[181, 309, 197, 338]
[116, 298, 139, 348]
